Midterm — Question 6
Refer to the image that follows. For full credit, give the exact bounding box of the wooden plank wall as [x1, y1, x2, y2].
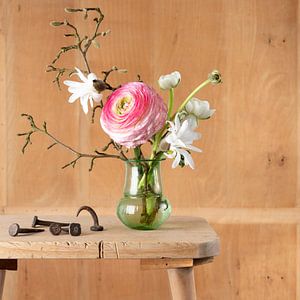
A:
[0, 0, 299, 299]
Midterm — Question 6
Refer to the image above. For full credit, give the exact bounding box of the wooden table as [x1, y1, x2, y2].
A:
[0, 215, 220, 300]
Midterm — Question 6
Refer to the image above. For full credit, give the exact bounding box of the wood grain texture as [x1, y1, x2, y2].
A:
[2, 206, 300, 224]
[3, 259, 172, 300]
[0, 0, 7, 209]
[0, 215, 219, 259]
[297, 0, 300, 209]
[196, 224, 297, 300]
[141, 258, 194, 270]
[0, 270, 5, 300]
[7, 0, 82, 208]
[297, 224, 300, 300]
[4, 1, 297, 207]
[0, 0, 299, 299]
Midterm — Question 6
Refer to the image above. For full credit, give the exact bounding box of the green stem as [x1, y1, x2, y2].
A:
[137, 152, 163, 190]
[134, 147, 141, 160]
[150, 79, 212, 156]
[171, 78, 211, 120]
[167, 88, 174, 120]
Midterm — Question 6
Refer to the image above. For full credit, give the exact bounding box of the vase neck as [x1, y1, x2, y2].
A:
[123, 161, 162, 196]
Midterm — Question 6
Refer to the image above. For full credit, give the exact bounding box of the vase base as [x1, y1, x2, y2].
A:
[116, 197, 172, 230]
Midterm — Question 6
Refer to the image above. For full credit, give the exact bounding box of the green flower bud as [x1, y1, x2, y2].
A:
[92, 39, 100, 48]
[208, 70, 222, 85]
[64, 8, 83, 13]
[50, 21, 64, 27]
[117, 69, 128, 73]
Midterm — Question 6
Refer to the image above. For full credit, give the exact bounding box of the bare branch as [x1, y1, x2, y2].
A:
[137, 74, 143, 82]
[19, 114, 126, 170]
[91, 105, 102, 123]
[47, 142, 57, 150]
[101, 66, 123, 91]
[48, 7, 105, 86]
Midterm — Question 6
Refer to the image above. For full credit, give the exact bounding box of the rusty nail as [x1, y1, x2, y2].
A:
[32, 216, 70, 227]
[49, 223, 81, 236]
[9, 223, 45, 237]
[76, 206, 103, 231]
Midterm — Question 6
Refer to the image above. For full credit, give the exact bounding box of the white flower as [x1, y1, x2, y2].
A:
[158, 71, 181, 90]
[185, 98, 215, 120]
[63, 67, 103, 114]
[160, 113, 202, 169]
[183, 114, 198, 130]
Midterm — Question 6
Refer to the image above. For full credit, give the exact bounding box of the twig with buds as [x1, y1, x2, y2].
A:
[18, 114, 126, 171]
[91, 66, 127, 123]
[48, 7, 107, 87]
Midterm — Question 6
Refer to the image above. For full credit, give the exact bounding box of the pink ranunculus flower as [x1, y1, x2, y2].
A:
[100, 82, 167, 148]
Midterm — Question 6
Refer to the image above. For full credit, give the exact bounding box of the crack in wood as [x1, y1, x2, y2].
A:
[99, 240, 104, 258]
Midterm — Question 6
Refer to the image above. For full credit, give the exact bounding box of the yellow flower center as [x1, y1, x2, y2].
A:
[115, 96, 133, 115]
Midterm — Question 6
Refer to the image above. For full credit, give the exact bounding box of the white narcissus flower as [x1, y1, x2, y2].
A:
[158, 71, 181, 90]
[185, 98, 215, 120]
[63, 67, 103, 114]
[160, 113, 202, 169]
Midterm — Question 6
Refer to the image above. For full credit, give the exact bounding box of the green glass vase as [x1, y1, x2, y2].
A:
[116, 159, 171, 230]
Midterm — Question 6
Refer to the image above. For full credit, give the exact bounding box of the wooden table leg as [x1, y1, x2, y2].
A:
[167, 267, 197, 300]
[141, 258, 211, 300]
[0, 270, 5, 300]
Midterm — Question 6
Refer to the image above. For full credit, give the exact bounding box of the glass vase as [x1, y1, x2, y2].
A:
[116, 159, 171, 230]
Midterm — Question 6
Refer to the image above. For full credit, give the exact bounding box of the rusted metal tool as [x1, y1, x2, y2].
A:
[9, 223, 45, 237]
[49, 223, 81, 236]
[32, 216, 70, 227]
[76, 206, 103, 231]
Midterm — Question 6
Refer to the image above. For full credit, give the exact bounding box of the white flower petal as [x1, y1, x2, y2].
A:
[185, 101, 193, 113]
[184, 115, 198, 129]
[163, 113, 202, 169]
[177, 120, 189, 138]
[174, 114, 181, 131]
[64, 80, 82, 87]
[92, 92, 102, 102]
[186, 98, 215, 120]
[185, 144, 202, 153]
[68, 92, 80, 103]
[75, 67, 88, 82]
[80, 94, 89, 114]
[158, 71, 181, 90]
[172, 151, 181, 168]
[87, 73, 97, 81]
[180, 149, 195, 169]
[64, 68, 103, 113]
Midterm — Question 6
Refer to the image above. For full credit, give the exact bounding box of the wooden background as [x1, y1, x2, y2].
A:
[0, 0, 299, 299]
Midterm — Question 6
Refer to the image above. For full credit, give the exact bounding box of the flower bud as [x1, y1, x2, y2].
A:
[208, 70, 222, 85]
[185, 98, 215, 120]
[117, 69, 128, 73]
[183, 114, 198, 129]
[50, 21, 65, 27]
[92, 39, 100, 48]
[93, 80, 108, 93]
[158, 71, 181, 90]
[64, 8, 83, 13]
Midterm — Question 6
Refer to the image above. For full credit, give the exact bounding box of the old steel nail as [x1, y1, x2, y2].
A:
[32, 216, 70, 228]
[49, 223, 81, 236]
[9, 223, 45, 237]
[76, 206, 103, 231]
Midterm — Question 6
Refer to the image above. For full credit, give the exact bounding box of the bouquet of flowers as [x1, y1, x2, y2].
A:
[19, 6, 221, 230]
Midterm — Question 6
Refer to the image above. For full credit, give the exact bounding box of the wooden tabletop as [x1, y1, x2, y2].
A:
[0, 215, 220, 260]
